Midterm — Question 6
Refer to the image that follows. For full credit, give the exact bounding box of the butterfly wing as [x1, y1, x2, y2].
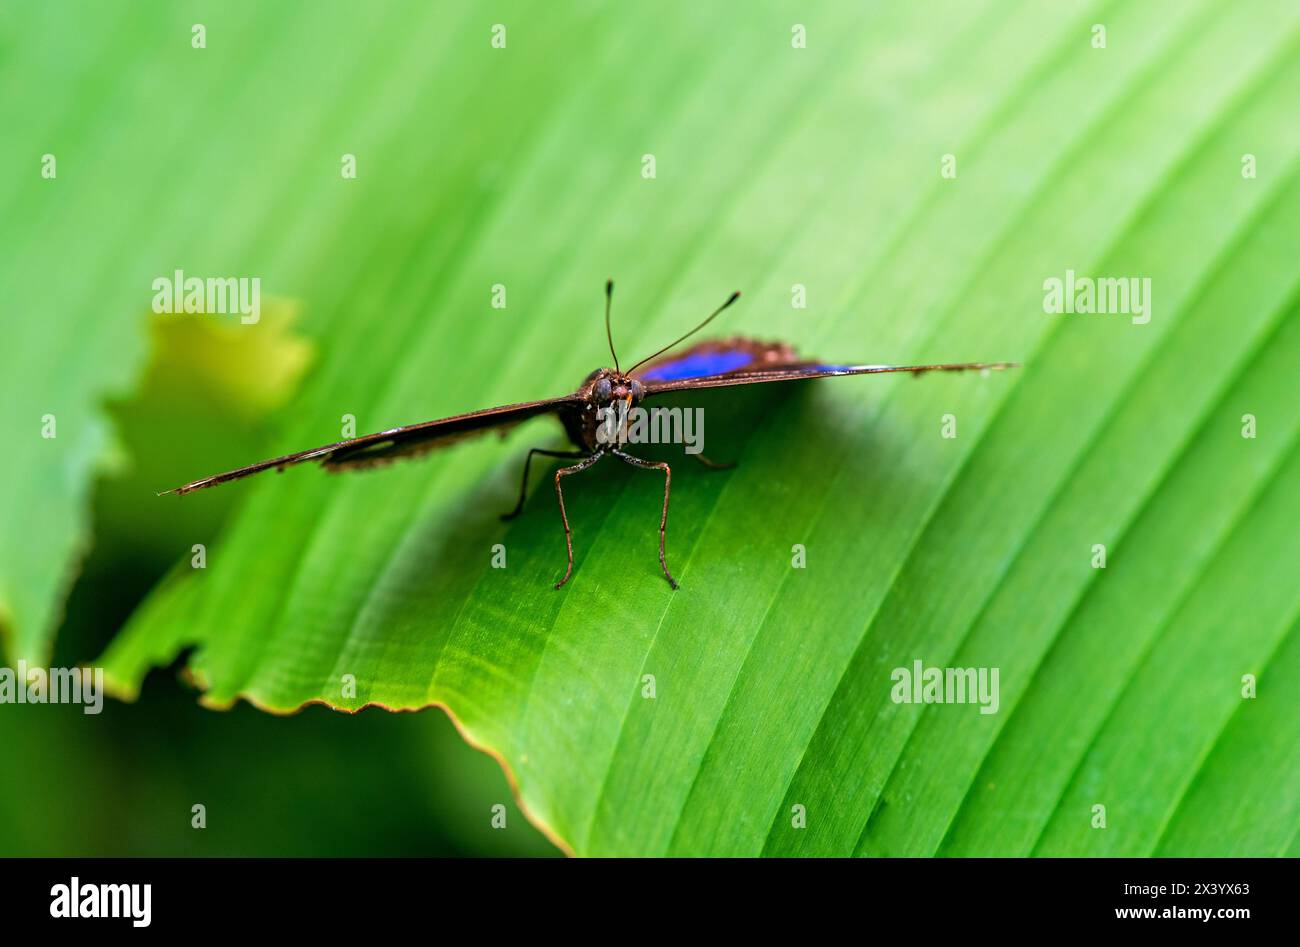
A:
[636, 337, 1015, 395]
[635, 337, 802, 383]
[163, 395, 581, 495]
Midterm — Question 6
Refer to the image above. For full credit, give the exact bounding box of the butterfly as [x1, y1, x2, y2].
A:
[164, 281, 1016, 589]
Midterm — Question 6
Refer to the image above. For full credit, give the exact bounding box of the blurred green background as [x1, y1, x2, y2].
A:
[3, 1, 1299, 857]
[0, 308, 557, 854]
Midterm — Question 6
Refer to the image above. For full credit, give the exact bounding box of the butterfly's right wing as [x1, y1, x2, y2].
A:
[163, 395, 582, 495]
[636, 337, 1015, 395]
[634, 337, 802, 383]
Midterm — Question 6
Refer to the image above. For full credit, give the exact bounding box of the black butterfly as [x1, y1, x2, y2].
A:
[164, 282, 1016, 588]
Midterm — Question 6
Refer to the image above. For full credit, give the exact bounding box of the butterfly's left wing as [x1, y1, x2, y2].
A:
[163, 395, 581, 495]
[635, 337, 1015, 395]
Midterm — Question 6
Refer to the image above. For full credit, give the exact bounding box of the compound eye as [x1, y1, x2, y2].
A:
[593, 377, 612, 402]
[630, 379, 644, 402]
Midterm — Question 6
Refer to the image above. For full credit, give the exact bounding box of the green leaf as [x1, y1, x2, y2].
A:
[43, 0, 1299, 855]
[100, 304, 313, 560]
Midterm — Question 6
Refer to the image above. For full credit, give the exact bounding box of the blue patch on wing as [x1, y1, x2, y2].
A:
[639, 349, 755, 381]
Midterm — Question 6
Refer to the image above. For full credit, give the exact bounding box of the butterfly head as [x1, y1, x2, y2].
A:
[583, 368, 644, 443]
[586, 368, 644, 413]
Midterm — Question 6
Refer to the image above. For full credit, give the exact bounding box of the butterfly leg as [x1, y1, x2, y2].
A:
[611, 448, 678, 590]
[554, 450, 605, 589]
[690, 452, 736, 471]
[502, 448, 589, 521]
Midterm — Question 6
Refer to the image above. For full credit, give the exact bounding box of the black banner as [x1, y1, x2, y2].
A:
[0, 856, 1283, 932]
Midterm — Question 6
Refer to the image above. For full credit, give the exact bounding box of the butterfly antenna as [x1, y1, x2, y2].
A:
[604, 279, 621, 374]
[628, 290, 741, 374]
